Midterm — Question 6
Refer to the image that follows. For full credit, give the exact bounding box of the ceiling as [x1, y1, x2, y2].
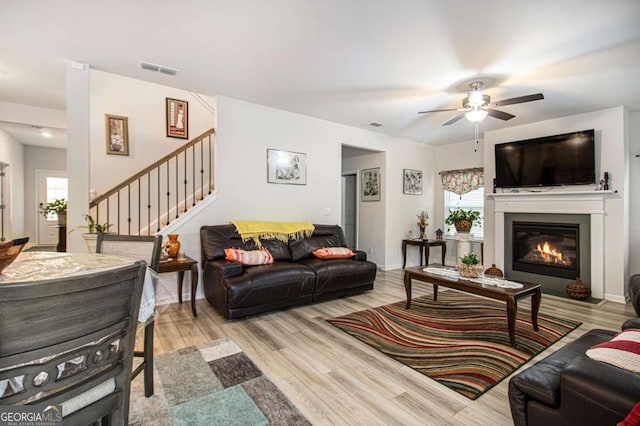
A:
[1, 0, 640, 147]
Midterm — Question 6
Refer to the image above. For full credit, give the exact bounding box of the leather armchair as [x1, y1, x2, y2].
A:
[508, 274, 640, 426]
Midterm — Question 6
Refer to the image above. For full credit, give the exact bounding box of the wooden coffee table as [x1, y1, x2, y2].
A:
[403, 266, 542, 347]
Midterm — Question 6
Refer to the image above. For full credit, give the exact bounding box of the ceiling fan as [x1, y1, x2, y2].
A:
[418, 81, 544, 126]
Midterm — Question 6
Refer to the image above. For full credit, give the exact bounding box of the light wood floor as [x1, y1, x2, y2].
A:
[146, 269, 635, 425]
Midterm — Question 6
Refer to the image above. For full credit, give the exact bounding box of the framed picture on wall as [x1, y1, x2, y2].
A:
[361, 167, 381, 201]
[267, 149, 307, 185]
[403, 169, 423, 195]
[166, 97, 188, 139]
[105, 114, 129, 156]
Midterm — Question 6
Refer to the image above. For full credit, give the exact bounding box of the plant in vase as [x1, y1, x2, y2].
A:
[416, 210, 429, 239]
[40, 198, 67, 226]
[77, 214, 112, 253]
[457, 252, 484, 278]
[445, 208, 481, 233]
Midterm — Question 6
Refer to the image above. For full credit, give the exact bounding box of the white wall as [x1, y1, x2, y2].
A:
[158, 95, 433, 302]
[629, 110, 640, 276]
[0, 128, 25, 239]
[483, 107, 628, 301]
[433, 139, 484, 265]
[89, 70, 216, 194]
[23, 146, 66, 242]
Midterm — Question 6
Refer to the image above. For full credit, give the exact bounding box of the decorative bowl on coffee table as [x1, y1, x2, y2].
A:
[457, 263, 484, 278]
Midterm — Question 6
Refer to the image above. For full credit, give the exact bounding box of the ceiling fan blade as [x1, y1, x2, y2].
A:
[490, 93, 544, 107]
[418, 108, 458, 114]
[443, 114, 465, 126]
[487, 109, 516, 121]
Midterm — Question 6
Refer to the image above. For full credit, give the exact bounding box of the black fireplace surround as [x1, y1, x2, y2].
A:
[504, 213, 590, 298]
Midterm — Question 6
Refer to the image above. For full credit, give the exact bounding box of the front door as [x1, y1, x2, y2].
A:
[36, 170, 67, 245]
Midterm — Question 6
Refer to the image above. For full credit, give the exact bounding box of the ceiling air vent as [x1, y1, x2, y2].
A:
[138, 61, 180, 77]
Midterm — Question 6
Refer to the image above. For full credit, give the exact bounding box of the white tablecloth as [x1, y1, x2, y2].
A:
[0, 251, 156, 322]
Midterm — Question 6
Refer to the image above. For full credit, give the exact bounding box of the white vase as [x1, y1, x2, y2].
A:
[82, 233, 98, 253]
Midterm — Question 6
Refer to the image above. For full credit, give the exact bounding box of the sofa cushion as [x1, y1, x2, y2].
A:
[200, 225, 292, 261]
[240, 238, 291, 261]
[312, 247, 355, 259]
[289, 225, 346, 261]
[299, 257, 377, 294]
[224, 248, 274, 266]
[225, 262, 316, 310]
[586, 329, 640, 372]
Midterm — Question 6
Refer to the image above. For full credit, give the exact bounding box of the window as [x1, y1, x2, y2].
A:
[45, 177, 68, 221]
[444, 187, 484, 239]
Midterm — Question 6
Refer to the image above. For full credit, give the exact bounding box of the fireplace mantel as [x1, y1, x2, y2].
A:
[490, 190, 616, 299]
[489, 190, 615, 214]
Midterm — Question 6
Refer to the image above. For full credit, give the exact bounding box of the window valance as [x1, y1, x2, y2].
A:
[439, 167, 484, 196]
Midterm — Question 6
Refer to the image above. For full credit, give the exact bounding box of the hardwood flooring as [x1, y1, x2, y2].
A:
[147, 269, 635, 425]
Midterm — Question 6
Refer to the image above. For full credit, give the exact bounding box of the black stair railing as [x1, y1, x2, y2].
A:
[89, 128, 215, 235]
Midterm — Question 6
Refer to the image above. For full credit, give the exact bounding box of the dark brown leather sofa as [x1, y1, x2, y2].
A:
[200, 224, 377, 319]
[508, 274, 640, 426]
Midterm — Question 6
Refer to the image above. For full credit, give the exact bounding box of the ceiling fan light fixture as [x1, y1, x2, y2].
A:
[465, 109, 488, 122]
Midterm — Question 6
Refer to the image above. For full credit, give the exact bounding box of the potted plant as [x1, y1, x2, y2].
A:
[78, 214, 112, 253]
[40, 198, 67, 226]
[457, 252, 483, 278]
[445, 208, 481, 233]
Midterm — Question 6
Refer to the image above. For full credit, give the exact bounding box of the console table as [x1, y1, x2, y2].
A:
[159, 256, 199, 317]
[401, 239, 446, 268]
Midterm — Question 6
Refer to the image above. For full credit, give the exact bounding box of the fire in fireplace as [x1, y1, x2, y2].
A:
[512, 221, 579, 279]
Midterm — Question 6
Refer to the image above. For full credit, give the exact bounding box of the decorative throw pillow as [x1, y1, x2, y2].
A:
[312, 247, 355, 259]
[619, 401, 640, 426]
[586, 329, 640, 372]
[224, 248, 274, 266]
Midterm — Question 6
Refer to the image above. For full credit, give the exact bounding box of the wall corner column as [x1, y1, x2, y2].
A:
[65, 61, 90, 252]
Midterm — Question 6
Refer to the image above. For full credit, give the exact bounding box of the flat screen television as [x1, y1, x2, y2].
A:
[494, 129, 596, 188]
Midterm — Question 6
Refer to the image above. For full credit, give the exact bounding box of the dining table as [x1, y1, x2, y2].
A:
[0, 251, 157, 323]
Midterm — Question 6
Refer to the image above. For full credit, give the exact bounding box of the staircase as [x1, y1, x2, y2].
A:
[89, 128, 216, 235]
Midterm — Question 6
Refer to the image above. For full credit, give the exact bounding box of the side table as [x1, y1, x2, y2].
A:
[401, 239, 446, 268]
[159, 256, 199, 317]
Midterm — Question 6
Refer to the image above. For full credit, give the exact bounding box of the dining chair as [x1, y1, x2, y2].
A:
[0, 261, 146, 425]
[96, 233, 162, 398]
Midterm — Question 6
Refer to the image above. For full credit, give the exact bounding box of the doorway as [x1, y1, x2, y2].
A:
[36, 170, 67, 245]
[341, 173, 357, 248]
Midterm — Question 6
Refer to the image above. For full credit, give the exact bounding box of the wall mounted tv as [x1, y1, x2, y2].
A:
[494, 129, 596, 188]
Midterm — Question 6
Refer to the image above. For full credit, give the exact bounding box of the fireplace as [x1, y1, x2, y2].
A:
[512, 222, 579, 279]
[503, 213, 590, 298]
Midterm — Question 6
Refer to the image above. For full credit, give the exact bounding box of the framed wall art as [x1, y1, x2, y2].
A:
[267, 149, 307, 185]
[166, 97, 188, 139]
[403, 169, 423, 195]
[361, 167, 381, 201]
[105, 114, 129, 156]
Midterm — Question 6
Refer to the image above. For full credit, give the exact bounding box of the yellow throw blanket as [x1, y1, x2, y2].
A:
[230, 221, 315, 246]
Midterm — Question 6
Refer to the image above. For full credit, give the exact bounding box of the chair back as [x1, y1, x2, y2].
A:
[96, 234, 163, 272]
[0, 261, 146, 425]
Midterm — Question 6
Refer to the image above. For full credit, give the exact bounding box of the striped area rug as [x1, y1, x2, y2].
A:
[327, 291, 581, 400]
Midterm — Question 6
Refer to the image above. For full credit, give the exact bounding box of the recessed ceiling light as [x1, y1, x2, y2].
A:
[369, 122, 384, 127]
